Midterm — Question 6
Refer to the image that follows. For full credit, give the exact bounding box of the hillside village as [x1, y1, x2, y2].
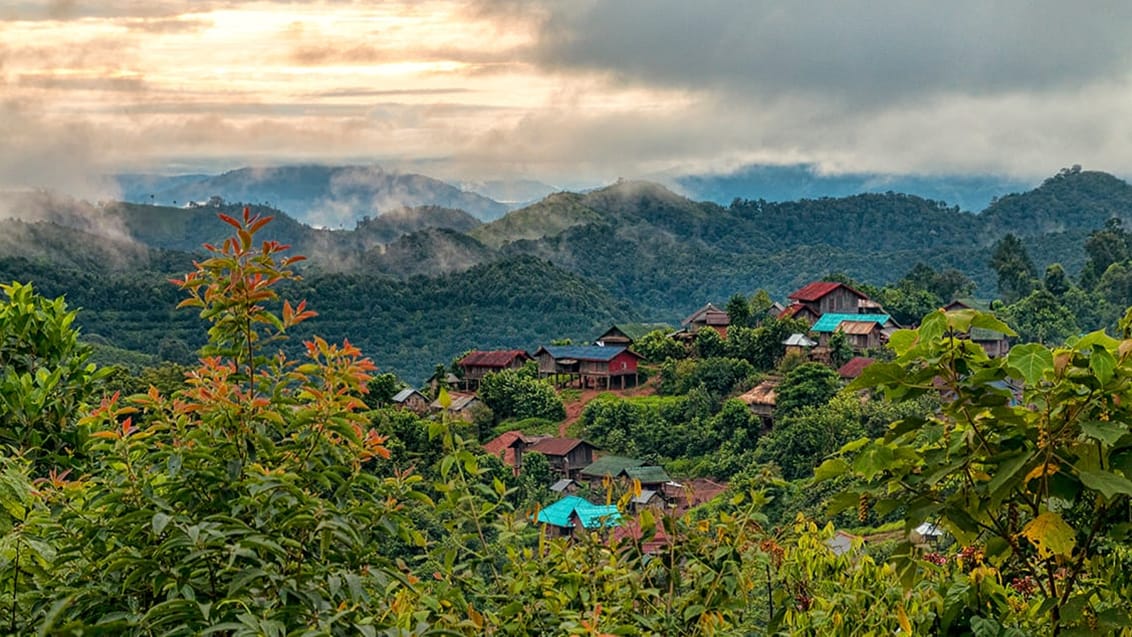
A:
[381, 278, 1011, 542]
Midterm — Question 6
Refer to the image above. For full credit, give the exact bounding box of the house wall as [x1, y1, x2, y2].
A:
[537, 352, 557, 375]
[817, 288, 864, 315]
[608, 350, 639, 375]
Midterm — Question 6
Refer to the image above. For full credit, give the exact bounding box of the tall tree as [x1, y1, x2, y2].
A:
[990, 233, 1038, 304]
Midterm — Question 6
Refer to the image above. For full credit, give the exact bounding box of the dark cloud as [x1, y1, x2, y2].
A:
[518, 1, 1132, 105]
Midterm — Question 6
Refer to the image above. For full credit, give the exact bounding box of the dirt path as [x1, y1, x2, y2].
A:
[558, 378, 658, 436]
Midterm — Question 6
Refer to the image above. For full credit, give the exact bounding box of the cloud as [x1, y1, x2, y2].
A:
[516, 1, 1132, 106]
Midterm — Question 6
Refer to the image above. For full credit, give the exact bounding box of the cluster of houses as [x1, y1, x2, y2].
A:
[481, 430, 691, 540]
[382, 280, 1010, 544]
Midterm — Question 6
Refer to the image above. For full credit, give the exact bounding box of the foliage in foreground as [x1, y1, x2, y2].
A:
[4, 212, 1132, 634]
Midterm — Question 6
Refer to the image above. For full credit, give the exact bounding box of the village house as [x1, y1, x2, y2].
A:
[535, 495, 622, 537]
[429, 392, 481, 421]
[535, 345, 642, 390]
[780, 281, 876, 324]
[457, 349, 533, 390]
[511, 437, 597, 477]
[809, 313, 896, 351]
[943, 299, 1012, 357]
[782, 333, 817, 358]
[483, 430, 545, 472]
[390, 388, 429, 414]
[580, 455, 645, 484]
[678, 303, 731, 338]
[594, 323, 672, 347]
[738, 378, 779, 429]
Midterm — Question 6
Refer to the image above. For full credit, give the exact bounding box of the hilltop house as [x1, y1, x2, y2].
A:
[781, 281, 875, 324]
[580, 455, 645, 483]
[391, 388, 429, 414]
[809, 313, 896, 351]
[943, 299, 1011, 357]
[457, 349, 533, 390]
[511, 437, 597, 477]
[679, 303, 731, 337]
[483, 430, 544, 471]
[430, 392, 481, 421]
[535, 495, 622, 537]
[535, 345, 642, 390]
[595, 323, 672, 347]
[837, 356, 875, 380]
[738, 378, 779, 429]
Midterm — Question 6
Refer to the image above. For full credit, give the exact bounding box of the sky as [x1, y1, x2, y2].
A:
[3, 0, 1132, 197]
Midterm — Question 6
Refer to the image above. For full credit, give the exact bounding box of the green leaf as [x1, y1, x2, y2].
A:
[886, 330, 918, 356]
[1020, 512, 1076, 559]
[1080, 421, 1127, 448]
[847, 361, 906, 391]
[151, 512, 172, 536]
[1090, 346, 1116, 385]
[813, 457, 850, 481]
[969, 313, 1016, 337]
[1006, 343, 1053, 385]
[1078, 469, 1132, 500]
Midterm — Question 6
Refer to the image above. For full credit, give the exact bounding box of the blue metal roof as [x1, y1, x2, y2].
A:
[535, 496, 622, 529]
[810, 313, 891, 333]
[538, 345, 629, 362]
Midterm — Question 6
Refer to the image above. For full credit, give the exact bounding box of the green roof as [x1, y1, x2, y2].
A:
[811, 313, 891, 333]
[580, 455, 644, 478]
[535, 495, 621, 529]
[610, 323, 672, 341]
[623, 466, 671, 484]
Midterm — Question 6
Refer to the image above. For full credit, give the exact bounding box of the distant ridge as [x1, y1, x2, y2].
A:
[114, 165, 510, 226]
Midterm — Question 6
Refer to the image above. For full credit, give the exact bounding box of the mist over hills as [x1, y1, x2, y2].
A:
[7, 166, 1132, 382]
[114, 165, 511, 227]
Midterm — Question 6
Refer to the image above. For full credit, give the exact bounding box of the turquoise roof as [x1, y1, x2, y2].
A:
[535, 496, 622, 529]
[811, 313, 891, 333]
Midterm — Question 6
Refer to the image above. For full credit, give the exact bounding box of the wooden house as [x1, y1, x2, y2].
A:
[595, 323, 672, 347]
[535, 495, 621, 537]
[580, 455, 645, 484]
[809, 313, 895, 351]
[786, 281, 873, 320]
[513, 437, 597, 477]
[429, 392, 481, 421]
[738, 378, 779, 429]
[483, 430, 545, 471]
[782, 333, 817, 358]
[457, 349, 532, 389]
[390, 388, 429, 414]
[680, 303, 730, 337]
[535, 345, 642, 390]
[943, 300, 1011, 357]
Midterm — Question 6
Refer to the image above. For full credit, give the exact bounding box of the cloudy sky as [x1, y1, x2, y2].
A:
[3, 0, 1132, 195]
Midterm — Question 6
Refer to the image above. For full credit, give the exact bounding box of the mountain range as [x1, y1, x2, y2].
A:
[4, 165, 1131, 382]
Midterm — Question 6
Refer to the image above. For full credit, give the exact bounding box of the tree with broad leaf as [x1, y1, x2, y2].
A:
[818, 307, 1132, 634]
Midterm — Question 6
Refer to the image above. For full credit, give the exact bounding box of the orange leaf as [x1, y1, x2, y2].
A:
[218, 213, 241, 230]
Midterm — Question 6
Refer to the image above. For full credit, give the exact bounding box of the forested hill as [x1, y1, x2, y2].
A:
[4, 167, 1132, 382]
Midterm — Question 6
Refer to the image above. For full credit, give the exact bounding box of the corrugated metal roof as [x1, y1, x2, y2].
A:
[391, 388, 422, 403]
[527, 437, 588, 457]
[789, 281, 867, 302]
[631, 489, 658, 504]
[483, 430, 544, 465]
[536, 496, 621, 529]
[681, 302, 728, 326]
[811, 313, 891, 333]
[623, 466, 671, 484]
[837, 320, 881, 335]
[597, 323, 672, 343]
[581, 455, 644, 477]
[459, 349, 531, 368]
[536, 345, 638, 362]
[837, 357, 875, 379]
[430, 393, 479, 411]
[550, 478, 577, 492]
[782, 333, 817, 347]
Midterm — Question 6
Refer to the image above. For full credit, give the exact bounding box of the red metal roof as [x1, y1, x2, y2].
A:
[779, 303, 806, 319]
[459, 349, 531, 368]
[527, 437, 588, 457]
[788, 281, 867, 302]
[837, 357, 876, 379]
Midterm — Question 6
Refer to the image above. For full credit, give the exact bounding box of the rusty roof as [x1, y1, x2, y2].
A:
[788, 281, 867, 302]
[837, 357, 875, 379]
[458, 349, 532, 368]
[527, 437, 589, 457]
[837, 320, 882, 335]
